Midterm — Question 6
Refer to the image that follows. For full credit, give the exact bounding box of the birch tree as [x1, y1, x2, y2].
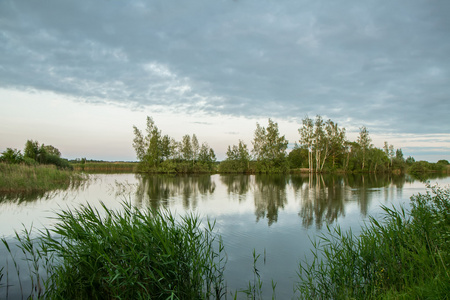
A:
[357, 126, 372, 170]
[298, 116, 314, 172]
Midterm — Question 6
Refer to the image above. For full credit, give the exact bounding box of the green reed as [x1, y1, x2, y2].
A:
[1, 202, 227, 299]
[72, 162, 138, 172]
[297, 184, 450, 299]
[0, 163, 87, 194]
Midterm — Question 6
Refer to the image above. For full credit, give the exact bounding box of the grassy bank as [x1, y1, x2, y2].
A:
[72, 162, 138, 172]
[0, 163, 87, 194]
[297, 184, 450, 299]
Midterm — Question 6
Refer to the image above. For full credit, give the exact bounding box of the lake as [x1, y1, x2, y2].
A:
[1, 172, 449, 299]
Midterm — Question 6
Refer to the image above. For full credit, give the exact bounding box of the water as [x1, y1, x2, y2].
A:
[1, 172, 449, 299]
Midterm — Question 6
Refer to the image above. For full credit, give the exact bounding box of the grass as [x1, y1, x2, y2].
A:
[1, 202, 227, 299]
[72, 162, 138, 172]
[0, 163, 88, 195]
[297, 184, 450, 299]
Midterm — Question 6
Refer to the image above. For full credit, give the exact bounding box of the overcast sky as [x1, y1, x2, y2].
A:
[1, 0, 449, 162]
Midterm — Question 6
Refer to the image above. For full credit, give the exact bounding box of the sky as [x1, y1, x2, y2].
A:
[0, 0, 449, 162]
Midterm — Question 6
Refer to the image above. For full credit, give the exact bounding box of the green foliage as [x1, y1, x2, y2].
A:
[17, 139, 71, 169]
[219, 140, 252, 173]
[24, 140, 40, 161]
[437, 159, 450, 165]
[72, 162, 137, 172]
[0, 163, 86, 194]
[1, 203, 227, 299]
[252, 119, 289, 173]
[297, 185, 450, 299]
[0, 148, 23, 164]
[409, 160, 447, 174]
[287, 146, 308, 169]
[133, 116, 217, 173]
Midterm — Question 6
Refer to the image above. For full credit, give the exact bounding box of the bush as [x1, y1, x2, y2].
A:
[0, 148, 23, 164]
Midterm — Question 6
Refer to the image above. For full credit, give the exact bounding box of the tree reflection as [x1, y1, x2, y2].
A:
[253, 174, 288, 226]
[219, 175, 250, 201]
[293, 174, 347, 229]
[135, 174, 215, 210]
[292, 173, 415, 229]
[133, 172, 444, 228]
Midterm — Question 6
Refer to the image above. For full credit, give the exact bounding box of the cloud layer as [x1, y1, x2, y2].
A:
[1, 0, 449, 136]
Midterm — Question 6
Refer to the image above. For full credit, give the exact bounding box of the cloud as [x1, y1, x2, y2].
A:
[1, 0, 449, 136]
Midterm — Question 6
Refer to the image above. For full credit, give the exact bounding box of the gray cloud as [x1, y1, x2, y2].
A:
[1, 0, 449, 134]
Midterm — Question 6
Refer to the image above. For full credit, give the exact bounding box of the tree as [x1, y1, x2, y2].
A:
[24, 140, 40, 161]
[198, 142, 216, 170]
[299, 116, 315, 172]
[326, 120, 346, 170]
[192, 134, 199, 166]
[357, 126, 372, 170]
[181, 135, 193, 162]
[252, 119, 289, 172]
[132, 116, 163, 169]
[223, 140, 251, 172]
[0, 148, 23, 164]
[43, 145, 61, 157]
[299, 115, 346, 172]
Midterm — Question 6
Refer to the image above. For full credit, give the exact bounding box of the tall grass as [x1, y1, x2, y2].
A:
[1, 202, 227, 299]
[0, 163, 87, 194]
[72, 162, 138, 172]
[297, 184, 450, 299]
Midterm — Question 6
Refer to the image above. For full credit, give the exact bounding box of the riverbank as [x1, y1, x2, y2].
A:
[0, 163, 88, 194]
[71, 161, 138, 172]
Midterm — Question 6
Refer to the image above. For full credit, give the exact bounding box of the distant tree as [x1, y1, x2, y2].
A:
[357, 126, 372, 170]
[288, 145, 308, 169]
[192, 134, 199, 166]
[43, 145, 61, 157]
[298, 116, 315, 172]
[198, 142, 216, 170]
[181, 135, 193, 162]
[406, 156, 416, 165]
[326, 120, 347, 170]
[24, 140, 40, 161]
[437, 159, 449, 165]
[298, 115, 346, 172]
[132, 116, 162, 169]
[252, 119, 289, 172]
[221, 140, 251, 172]
[0, 148, 23, 164]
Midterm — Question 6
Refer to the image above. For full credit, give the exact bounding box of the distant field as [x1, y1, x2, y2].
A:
[72, 162, 138, 172]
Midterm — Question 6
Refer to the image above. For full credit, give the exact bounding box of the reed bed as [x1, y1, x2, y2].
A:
[0, 163, 87, 194]
[1, 202, 227, 299]
[72, 162, 137, 172]
[297, 184, 450, 299]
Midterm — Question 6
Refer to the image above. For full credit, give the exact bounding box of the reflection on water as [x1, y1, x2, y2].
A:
[1, 172, 450, 299]
[135, 174, 216, 210]
[253, 175, 288, 225]
[0, 177, 93, 204]
[131, 172, 448, 228]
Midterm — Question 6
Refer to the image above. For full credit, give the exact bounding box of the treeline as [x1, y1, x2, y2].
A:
[0, 140, 72, 169]
[132, 117, 217, 173]
[134, 116, 449, 174]
[219, 116, 408, 173]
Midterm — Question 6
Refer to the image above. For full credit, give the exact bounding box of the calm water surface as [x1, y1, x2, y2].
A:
[1, 173, 449, 298]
